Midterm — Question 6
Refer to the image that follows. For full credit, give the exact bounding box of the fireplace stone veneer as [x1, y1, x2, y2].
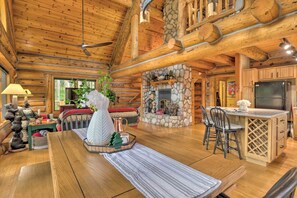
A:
[141, 65, 192, 127]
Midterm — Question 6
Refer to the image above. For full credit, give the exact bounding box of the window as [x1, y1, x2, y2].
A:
[0, 67, 7, 120]
[54, 79, 95, 111]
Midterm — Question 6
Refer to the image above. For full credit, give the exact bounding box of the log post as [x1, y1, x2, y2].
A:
[198, 23, 222, 44]
[250, 0, 280, 23]
[131, 14, 139, 59]
[178, 0, 187, 38]
[235, 54, 250, 101]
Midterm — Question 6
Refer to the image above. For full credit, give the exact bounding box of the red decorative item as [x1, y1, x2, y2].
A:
[156, 109, 164, 115]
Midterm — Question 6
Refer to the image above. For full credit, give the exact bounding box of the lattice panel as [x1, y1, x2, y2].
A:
[246, 118, 269, 158]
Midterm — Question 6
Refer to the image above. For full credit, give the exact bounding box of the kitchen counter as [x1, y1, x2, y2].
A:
[207, 107, 289, 118]
[206, 107, 288, 166]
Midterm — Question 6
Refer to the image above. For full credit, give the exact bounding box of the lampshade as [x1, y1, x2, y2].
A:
[1, 84, 27, 95]
[23, 89, 33, 96]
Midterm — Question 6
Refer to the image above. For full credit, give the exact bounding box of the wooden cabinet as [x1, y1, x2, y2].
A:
[276, 66, 295, 79]
[242, 68, 258, 87]
[258, 68, 276, 80]
[241, 87, 254, 107]
[245, 113, 287, 166]
[258, 65, 296, 80]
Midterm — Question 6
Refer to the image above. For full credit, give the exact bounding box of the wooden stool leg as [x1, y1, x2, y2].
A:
[213, 129, 219, 154]
[203, 126, 208, 145]
[234, 132, 242, 160]
[223, 131, 228, 159]
[206, 127, 210, 150]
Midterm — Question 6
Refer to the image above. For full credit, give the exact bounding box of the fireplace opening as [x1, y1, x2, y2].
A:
[158, 89, 171, 110]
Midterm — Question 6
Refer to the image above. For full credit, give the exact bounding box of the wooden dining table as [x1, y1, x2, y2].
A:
[47, 127, 246, 198]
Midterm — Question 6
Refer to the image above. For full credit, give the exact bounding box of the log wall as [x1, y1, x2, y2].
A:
[16, 53, 141, 115]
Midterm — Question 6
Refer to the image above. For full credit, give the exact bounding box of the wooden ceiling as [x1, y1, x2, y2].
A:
[12, 0, 165, 64]
[12, 0, 297, 75]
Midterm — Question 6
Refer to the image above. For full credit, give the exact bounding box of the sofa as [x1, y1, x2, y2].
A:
[0, 121, 12, 155]
[56, 107, 139, 131]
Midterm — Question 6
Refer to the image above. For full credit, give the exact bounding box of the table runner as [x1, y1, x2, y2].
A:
[72, 128, 221, 198]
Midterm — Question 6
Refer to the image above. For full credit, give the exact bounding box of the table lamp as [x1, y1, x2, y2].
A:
[23, 89, 33, 103]
[1, 83, 27, 109]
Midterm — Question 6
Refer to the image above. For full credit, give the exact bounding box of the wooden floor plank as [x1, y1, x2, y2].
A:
[0, 122, 296, 197]
[13, 161, 54, 198]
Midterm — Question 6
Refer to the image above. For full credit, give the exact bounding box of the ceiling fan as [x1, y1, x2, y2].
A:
[45, 0, 112, 56]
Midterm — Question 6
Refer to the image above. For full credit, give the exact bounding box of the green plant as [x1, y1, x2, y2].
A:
[98, 73, 117, 104]
[72, 80, 94, 108]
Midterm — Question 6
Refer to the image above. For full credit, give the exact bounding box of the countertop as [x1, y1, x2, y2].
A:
[207, 107, 289, 118]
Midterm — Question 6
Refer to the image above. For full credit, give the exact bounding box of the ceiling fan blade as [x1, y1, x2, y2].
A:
[82, 41, 113, 48]
[44, 38, 81, 47]
[82, 48, 91, 56]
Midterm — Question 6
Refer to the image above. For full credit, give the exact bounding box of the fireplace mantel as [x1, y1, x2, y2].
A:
[150, 79, 177, 87]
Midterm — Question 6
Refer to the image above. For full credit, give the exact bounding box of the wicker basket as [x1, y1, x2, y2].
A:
[83, 133, 136, 153]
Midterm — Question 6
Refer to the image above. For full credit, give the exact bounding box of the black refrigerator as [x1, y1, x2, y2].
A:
[254, 81, 291, 111]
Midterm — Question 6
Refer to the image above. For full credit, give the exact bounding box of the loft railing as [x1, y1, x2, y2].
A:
[186, 0, 243, 32]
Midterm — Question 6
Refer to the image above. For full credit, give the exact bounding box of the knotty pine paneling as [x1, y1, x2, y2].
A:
[13, 0, 127, 62]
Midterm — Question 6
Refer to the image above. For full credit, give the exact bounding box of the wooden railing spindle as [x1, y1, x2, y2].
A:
[186, 0, 241, 32]
[199, 0, 203, 23]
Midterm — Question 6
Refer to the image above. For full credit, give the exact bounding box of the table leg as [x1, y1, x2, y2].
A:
[28, 126, 32, 150]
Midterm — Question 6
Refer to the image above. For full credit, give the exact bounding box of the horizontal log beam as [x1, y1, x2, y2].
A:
[111, 12, 297, 78]
[112, 42, 181, 71]
[203, 55, 235, 66]
[199, 23, 222, 44]
[251, 56, 296, 68]
[17, 63, 104, 76]
[180, 0, 295, 48]
[238, 46, 268, 61]
[186, 60, 215, 70]
[110, 0, 132, 7]
[112, 0, 295, 72]
[250, 0, 280, 23]
[207, 66, 235, 75]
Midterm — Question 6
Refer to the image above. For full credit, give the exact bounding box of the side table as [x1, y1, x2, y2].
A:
[28, 121, 57, 150]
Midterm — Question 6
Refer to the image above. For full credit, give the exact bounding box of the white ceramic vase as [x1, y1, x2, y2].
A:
[239, 104, 248, 112]
[87, 110, 115, 145]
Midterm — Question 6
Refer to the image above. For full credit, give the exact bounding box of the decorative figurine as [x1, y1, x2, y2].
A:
[11, 116, 26, 150]
[4, 103, 18, 122]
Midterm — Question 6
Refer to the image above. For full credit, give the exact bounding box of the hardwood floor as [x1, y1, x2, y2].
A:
[0, 122, 296, 198]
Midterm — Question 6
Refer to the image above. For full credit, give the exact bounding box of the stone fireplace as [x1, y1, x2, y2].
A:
[141, 65, 192, 127]
[139, 0, 192, 128]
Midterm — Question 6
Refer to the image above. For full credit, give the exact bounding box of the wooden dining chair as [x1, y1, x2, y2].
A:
[61, 112, 93, 131]
[201, 106, 215, 150]
[210, 107, 243, 160]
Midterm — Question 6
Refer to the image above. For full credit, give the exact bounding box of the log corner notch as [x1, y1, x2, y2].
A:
[168, 38, 184, 52]
[198, 23, 222, 44]
[250, 0, 281, 23]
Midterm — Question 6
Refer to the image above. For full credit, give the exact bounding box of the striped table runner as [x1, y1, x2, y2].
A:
[103, 144, 221, 198]
[72, 129, 221, 197]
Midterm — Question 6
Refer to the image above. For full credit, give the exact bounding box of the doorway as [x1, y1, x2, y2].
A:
[194, 81, 202, 124]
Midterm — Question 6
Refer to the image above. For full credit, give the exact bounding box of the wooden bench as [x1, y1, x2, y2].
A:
[13, 161, 54, 198]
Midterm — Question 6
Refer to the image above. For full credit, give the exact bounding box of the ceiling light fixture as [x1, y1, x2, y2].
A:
[279, 38, 297, 61]
[279, 38, 291, 50]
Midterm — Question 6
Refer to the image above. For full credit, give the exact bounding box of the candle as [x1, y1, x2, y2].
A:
[37, 109, 40, 116]
[120, 133, 129, 144]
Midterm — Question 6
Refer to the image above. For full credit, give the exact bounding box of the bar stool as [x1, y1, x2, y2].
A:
[210, 107, 243, 160]
[201, 106, 215, 150]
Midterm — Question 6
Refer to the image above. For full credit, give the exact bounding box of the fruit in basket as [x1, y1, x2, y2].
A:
[109, 132, 123, 149]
